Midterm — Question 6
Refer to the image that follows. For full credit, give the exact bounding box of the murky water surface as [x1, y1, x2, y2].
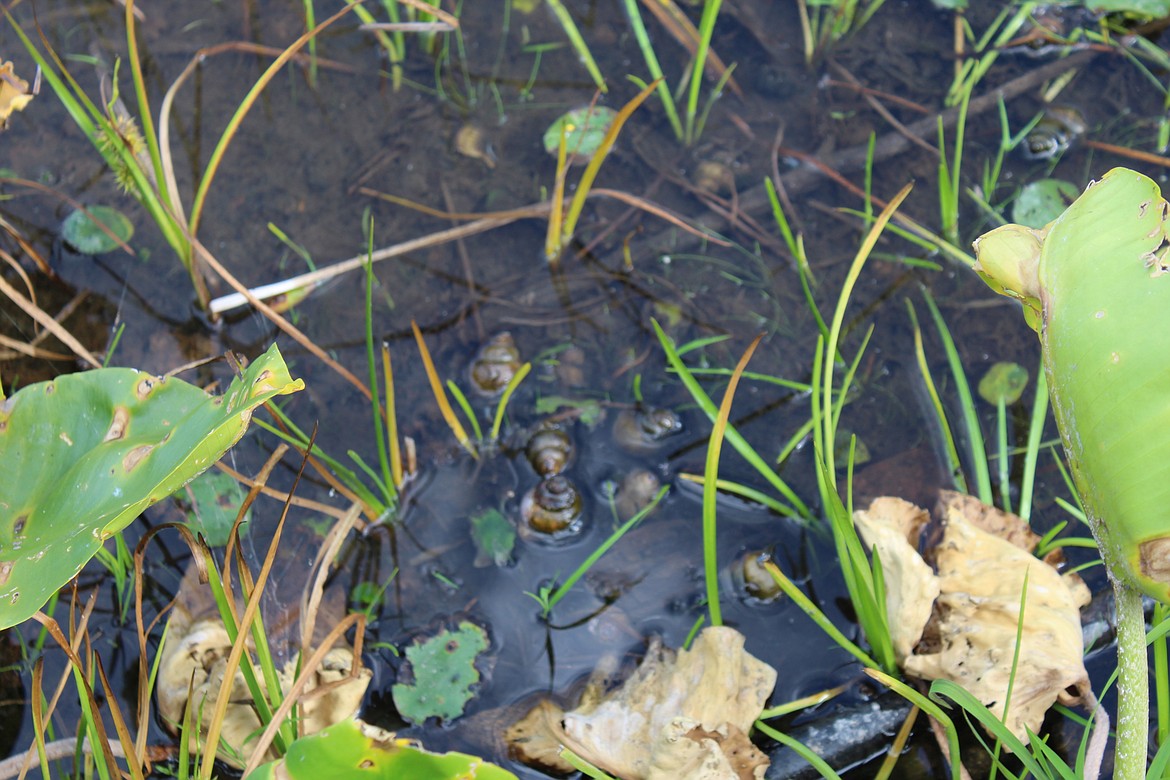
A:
[2, 0, 1165, 776]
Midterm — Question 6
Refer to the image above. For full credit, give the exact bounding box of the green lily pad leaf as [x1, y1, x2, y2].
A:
[542, 106, 617, 162]
[0, 344, 303, 629]
[178, 469, 251, 547]
[60, 205, 134, 255]
[392, 621, 489, 724]
[1011, 179, 1079, 230]
[246, 717, 518, 780]
[978, 362, 1029, 405]
[470, 508, 515, 567]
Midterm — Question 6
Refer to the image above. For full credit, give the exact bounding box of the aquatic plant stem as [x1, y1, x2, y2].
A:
[1113, 576, 1149, 780]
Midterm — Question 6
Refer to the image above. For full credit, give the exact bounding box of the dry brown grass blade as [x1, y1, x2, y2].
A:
[638, 0, 742, 97]
[589, 188, 732, 246]
[359, 188, 551, 221]
[191, 236, 371, 399]
[32, 610, 121, 777]
[222, 443, 290, 612]
[95, 655, 146, 780]
[133, 521, 201, 760]
[411, 319, 479, 460]
[213, 461, 351, 519]
[299, 503, 362, 655]
[397, 0, 459, 27]
[0, 213, 51, 275]
[0, 272, 101, 368]
[0, 333, 72, 361]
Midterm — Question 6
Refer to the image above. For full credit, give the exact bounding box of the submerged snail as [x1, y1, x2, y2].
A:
[520, 475, 584, 541]
[612, 406, 683, 454]
[469, 332, 522, 397]
[1022, 106, 1087, 161]
[736, 549, 783, 603]
[613, 469, 661, 521]
[525, 426, 574, 477]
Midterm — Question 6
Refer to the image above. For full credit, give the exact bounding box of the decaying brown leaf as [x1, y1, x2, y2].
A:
[507, 626, 776, 779]
[853, 496, 938, 662]
[0, 62, 34, 129]
[157, 564, 371, 767]
[855, 491, 1091, 744]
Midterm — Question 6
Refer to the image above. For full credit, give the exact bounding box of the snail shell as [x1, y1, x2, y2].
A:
[737, 549, 782, 602]
[525, 427, 574, 477]
[612, 406, 683, 454]
[469, 332, 522, 397]
[520, 475, 584, 541]
[613, 469, 660, 521]
[1022, 106, 1086, 161]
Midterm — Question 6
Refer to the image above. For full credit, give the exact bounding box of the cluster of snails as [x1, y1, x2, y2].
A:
[519, 423, 584, 542]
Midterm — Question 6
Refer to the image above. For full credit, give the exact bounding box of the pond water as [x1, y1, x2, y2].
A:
[2, 0, 1166, 777]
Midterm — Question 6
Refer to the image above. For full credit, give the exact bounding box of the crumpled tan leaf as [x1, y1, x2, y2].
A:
[853, 497, 938, 662]
[855, 491, 1091, 744]
[157, 566, 370, 768]
[507, 626, 775, 779]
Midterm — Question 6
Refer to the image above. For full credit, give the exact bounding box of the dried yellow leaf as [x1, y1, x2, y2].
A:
[0, 61, 34, 129]
[857, 493, 1092, 744]
[854, 496, 939, 663]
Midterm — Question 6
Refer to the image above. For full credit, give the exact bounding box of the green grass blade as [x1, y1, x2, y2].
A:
[622, 0, 681, 139]
[653, 319, 811, 520]
[922, 288, 992, 503]
[544, 0, 606, 92]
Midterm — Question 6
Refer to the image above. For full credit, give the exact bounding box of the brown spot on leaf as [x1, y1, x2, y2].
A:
[0, 560, 12, 586]
[1140, 537, 1170, 586]
[123, 444, 154, 473]
[136, 377, 158, 400]
[103, 407, 130, 442]
[12, 515, 25, 536]
[44, 383, 55, 395]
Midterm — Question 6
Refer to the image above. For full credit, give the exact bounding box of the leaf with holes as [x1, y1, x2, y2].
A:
[0, 344, 303, 629]
[392, 622, 489, 724]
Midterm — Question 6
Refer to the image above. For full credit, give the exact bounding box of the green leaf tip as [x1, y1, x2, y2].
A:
[0, 343, 302, 629]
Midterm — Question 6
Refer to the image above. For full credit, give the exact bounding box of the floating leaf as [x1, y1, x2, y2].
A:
[977, 362, 1029, 405]
[542, 106, 618, 162]
[392, 621, 489, 724]
[60, 205, 134, 255]
[0, 344, 303, 629]
[470, 508, 515, 567]
[246, 717, 518, 780]
[1011, 179, 1078, 229]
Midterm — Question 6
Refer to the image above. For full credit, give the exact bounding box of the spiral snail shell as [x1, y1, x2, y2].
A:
[469, 332, 522, 397]
[736, 549, 782, 603]
[520, 475, 584, 541]
[612, 406, 683, 454]
[613, 469, 660, 521]
[1022, 106, 1086, 161]
[525, 427, 574, 477]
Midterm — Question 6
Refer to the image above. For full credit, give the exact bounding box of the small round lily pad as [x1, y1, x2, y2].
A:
[542, 106, 617, 162]
[61, 205, 134, 254]
[978, 362, 1029, 405]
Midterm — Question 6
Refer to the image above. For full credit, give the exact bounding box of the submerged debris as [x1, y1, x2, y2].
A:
[507, 626, 776, 779]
